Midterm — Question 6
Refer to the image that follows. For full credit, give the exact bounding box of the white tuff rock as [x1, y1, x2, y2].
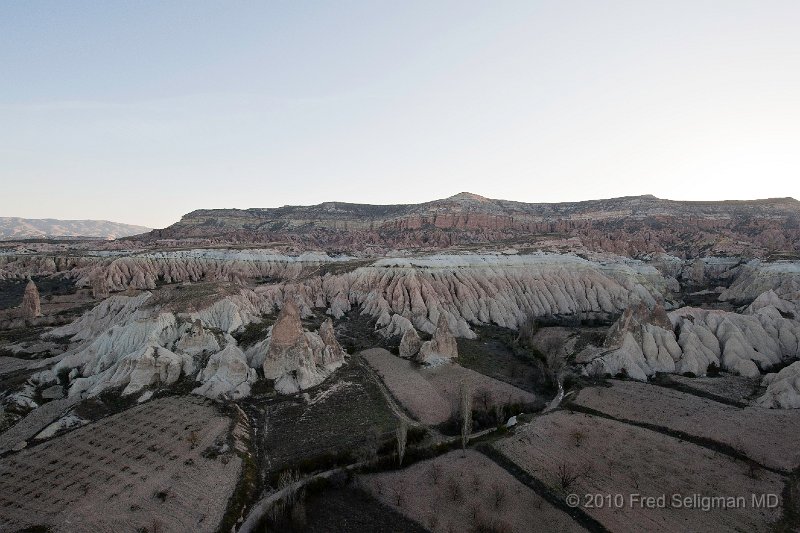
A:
[193, 344, 257, 400]
[756, 362, 800, 409]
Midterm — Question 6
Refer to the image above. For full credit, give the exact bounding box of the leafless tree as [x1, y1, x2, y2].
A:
[460, 381, 473, 453]
[491, 482, 506, 510]
[428, 462, 442, 485]
[475, 387, 492, 413]
[557, 462, 582, 491]
[516, 316, 538, 347]
[396, 420, 408, 467]
[355, 426, 380, 463]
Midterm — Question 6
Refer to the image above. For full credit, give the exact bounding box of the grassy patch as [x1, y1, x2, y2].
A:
[255, 361, 399, 476]
[0, 276, 77, 311]
[456, 324, 552, 394]
[335, 310, 399, 355]
[232, 315, 276, 348]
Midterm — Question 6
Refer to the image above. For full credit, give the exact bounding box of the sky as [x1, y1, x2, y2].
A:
[1, 1, 799, 229]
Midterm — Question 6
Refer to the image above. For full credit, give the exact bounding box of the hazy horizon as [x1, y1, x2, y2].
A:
[2, 1, 799, 227]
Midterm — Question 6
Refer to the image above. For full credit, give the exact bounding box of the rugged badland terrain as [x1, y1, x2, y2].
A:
[1, 193, 799, 532]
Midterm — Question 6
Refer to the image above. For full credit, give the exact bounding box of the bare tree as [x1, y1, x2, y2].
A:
[516, 316, 538, 347]
[460, 381, 473, 453]
[355, 426, 380, 463]
[396, 420, 408, 467]
[428, 462, 442, 485]
[491, 482, 506, 510]
[557, 462, 581, 491]
[475, 387, 492, 413]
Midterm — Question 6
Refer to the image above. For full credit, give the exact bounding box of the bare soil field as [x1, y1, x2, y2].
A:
[572, 380, 800, 472]
[654, 372, 761, 405]
[0, 395, 242, 532]
[361, 450, 586, 533]
[494, 411, 786, 532]
[259, 360, 399, 474]
[362, 348, 452, 425]
[363, 348, 538, 427]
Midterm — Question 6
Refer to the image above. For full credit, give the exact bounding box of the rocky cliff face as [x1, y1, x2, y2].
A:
[142, 193, 800, 258]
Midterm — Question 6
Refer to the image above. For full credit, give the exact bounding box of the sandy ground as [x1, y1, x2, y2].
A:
[573, 380, 800, 472]
[0, 395, 242, 533]
[362, 348, 536, 426]
[361, 450, 586, 533]
[495, 411, 786, 532]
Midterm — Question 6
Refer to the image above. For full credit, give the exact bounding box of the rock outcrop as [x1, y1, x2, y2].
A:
[585, 293, 800, 381]
[193, 344, 256, 400]
[175, 320, 220, 356]
[91, 275, 110, 299]
[2, 251, 676, 335]
[417, 314, 458, 364]
[756, 361, 800, 409]
[399, 327, 422, 358]
[589, 303, 680, 381]
[262, 301, 346, 393]
[21, 279, 41, 318]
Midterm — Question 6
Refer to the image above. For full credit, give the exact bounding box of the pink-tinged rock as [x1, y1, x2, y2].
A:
[21, 279, 41, 318]
[417, 314, 458, 363]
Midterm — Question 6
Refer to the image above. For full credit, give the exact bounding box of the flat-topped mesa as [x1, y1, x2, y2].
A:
[139, 193, 800, 258]
[262, 300, 346, 393]
[21, 279, 41, 318]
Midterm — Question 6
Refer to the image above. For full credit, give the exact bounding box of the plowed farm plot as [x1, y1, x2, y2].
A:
[572, 380, 800, 472]
[494, 411, 786, 533]
[363, 348, 538, 427]
[361, 450, 586, 533]
[0, 395, 242, 533]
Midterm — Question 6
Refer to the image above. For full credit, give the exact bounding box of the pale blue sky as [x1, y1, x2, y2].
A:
[2, 1, 799, 228]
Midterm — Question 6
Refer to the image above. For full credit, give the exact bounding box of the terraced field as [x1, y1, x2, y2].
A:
[0, 395, 242, 532]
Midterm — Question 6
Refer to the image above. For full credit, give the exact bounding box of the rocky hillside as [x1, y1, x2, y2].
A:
[144, 193, 800, 258]
[0, 217, 150, 240]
